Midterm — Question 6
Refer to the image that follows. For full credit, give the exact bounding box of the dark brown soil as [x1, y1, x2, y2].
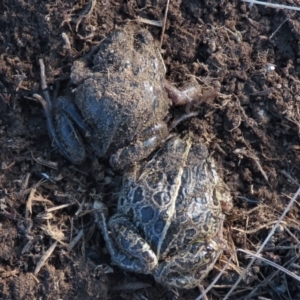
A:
[2, 0, 300, 299]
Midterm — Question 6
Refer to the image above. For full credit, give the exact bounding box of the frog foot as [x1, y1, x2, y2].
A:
[99, 213, 158, 274]
[154, 238, 224, 289]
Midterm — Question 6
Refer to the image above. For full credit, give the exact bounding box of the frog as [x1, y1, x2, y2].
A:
[97, 134, 232, 289]
[38, 23, 202, 170]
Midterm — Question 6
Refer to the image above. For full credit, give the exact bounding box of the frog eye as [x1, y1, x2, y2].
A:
[204, 251, 213, 260]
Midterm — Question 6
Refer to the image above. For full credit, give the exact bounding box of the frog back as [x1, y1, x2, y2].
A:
[118, 135, 223, 258]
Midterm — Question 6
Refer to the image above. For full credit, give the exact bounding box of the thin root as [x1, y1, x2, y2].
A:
[76, 0, 96, 32]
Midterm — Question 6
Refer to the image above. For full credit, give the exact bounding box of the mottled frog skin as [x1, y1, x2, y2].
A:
[99, 134, 232, 289]
[40, 24, 205, 170]
[43, 24, 172, 169]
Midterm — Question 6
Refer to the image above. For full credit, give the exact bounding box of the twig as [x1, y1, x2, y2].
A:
[263, 245, 300, 251]
[61, 32, 74, 58]
[160, 0, 170, 48]
[21, 173, 31, 191]
[37, 59, 52, 110]
[137, 17, 162, 27]
[242, 0, 300, 11]
[25, 188, 35, 221]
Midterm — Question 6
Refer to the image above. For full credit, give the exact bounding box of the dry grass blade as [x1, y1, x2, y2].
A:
[0, 269, 19, 278]
[46, 203, 74, 212]
[25, 188, 35, 221]
[37, 59, 51, 107]
[21, 240, 33, 255]
[31, 152, 58, 169]
[1, 161, 15, 170]
[238, 248, 300, 282]
[137, 17, 162, 27]
[67, 228, 84, 251]
[240, 253, 298, 299]
[160, 0, 170, 48]
[281, 170, 299, 186]
[21, 172, 30, 190]
[232, 220, 286, 234]
[196, 255, 233, 300]
[242, 0, 300, 11]
[223, 185, 300, 299]
[34, 241, 58, 275]
[30, 273, 40, 284]
[36, 211, 54, 220]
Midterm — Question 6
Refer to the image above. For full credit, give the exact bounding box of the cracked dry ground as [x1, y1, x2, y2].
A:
[1, 0, 300, 299]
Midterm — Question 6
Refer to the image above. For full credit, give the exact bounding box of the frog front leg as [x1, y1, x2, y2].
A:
[35, 59, 91, 165]
[154, 238, 224, 289]
[52, 96, 93, 164]
[99, 213, 158, 274]
[38, 93, 91, 164]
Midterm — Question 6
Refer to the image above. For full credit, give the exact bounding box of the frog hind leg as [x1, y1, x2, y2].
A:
[153, 238, 224, 289]
[99, 213, 158, 274]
